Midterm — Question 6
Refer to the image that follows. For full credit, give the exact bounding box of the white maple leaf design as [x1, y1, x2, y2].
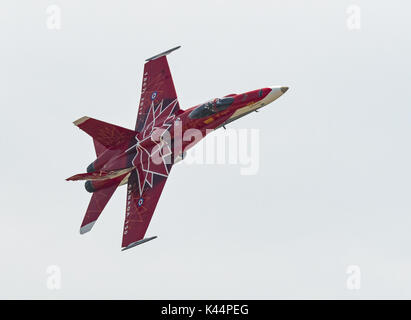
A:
[132, 99, 178, 196]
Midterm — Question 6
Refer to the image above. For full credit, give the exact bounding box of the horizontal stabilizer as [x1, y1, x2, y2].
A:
[66, 168, 133, 181]
[121, 236, 157, 251]
[74, 117, 136, 150]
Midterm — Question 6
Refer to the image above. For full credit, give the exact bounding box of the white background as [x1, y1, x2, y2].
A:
[1, 1, 410, 298]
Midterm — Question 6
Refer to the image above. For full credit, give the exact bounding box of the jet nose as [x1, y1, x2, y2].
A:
[264, 86, 289, 103]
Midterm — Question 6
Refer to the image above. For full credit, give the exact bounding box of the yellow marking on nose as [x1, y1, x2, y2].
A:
[204, 118, 214, 124]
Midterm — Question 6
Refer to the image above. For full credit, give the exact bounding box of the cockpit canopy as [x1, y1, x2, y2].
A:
[189, 97, 234, 119]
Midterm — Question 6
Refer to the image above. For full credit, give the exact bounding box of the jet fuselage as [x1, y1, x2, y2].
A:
[87, 86, 288, 179]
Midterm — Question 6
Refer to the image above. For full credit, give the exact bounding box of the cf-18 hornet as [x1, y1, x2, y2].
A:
[67, 46, 289, 250]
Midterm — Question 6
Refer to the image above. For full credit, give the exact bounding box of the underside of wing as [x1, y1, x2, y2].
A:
[135, 47, 182, 132]
[121, 170, 170, 250]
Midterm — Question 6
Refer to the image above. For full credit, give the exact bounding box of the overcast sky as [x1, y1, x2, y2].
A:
[1, 0, 411, 299]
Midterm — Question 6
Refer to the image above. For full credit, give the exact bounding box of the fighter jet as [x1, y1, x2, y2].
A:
[67, 46, 289, 250]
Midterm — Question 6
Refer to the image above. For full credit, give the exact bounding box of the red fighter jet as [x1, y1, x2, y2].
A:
[67, 46, 289, 250]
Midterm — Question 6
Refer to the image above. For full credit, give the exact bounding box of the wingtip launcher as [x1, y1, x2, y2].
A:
[145, 46, 181, 62]
[121, 236, 158, 251]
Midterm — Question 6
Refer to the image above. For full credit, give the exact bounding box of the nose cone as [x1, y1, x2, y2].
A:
[263, 86, 289, 104]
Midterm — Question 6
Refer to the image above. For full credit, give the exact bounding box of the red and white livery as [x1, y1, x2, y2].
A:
[67, 46, 289, 250]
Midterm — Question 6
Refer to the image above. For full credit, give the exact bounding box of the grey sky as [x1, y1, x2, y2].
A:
[1, 0, 411, 298]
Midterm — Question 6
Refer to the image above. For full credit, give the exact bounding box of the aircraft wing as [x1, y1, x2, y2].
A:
[121, 47, 182, 250]
[135, 46, 181, 132]
[121, 170, 170, 250]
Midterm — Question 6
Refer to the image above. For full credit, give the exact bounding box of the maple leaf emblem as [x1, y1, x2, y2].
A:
[132, 99, 178, 195]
